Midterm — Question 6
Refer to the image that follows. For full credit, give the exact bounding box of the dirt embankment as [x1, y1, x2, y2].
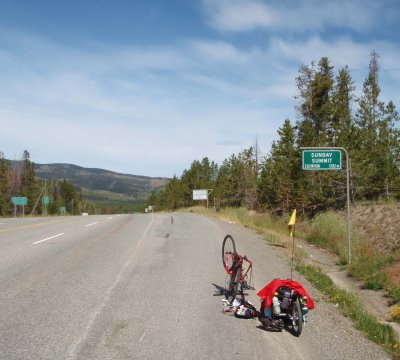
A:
[352, 203, 400, 285]
[352, 203, 400, 253]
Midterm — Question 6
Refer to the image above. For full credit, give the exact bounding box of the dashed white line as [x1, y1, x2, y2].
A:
[85, 222, 99, 227]
[139, 332, 147, 342]
[66, 213, 155, 360]
[33, 233, 65, 245]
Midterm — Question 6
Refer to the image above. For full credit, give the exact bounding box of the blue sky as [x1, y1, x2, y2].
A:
[0, 0, 399, 177]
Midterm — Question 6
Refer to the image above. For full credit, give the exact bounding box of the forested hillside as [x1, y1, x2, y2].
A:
[0, 153, 169, 216]
[0, 150, 91, 216]
[35, 163, 168, 202]
[148, 52, 400, 215]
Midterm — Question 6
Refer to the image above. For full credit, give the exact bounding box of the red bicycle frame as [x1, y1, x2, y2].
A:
[224, 253, 253, 288]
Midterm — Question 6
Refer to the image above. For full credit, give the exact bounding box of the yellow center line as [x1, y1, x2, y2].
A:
[0, 219, 66, 234]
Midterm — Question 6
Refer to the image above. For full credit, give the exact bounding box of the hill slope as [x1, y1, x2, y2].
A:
[34, 163, 169, 202]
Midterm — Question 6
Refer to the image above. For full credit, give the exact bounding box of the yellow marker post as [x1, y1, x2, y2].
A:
[288, 209, 297, 280]
[288, 209, 296, 237]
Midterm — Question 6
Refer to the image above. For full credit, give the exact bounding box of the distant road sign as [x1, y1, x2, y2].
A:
[193, 189, 208, 200]
[43, 196, 49, 205]
[302, 150, 342, 170]
[11, 197, 28, 206]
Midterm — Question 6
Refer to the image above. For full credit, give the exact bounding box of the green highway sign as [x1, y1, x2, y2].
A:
[11, 196, 28, 206]
[43, 196, 49, 205]
[302, 150, 342, 170]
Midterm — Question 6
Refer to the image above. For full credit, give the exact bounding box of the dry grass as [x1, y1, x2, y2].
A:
[352, 203, 400, 254]
[385, 263, 400, 287]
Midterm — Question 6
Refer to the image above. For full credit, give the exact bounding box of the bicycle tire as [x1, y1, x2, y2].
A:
[291, 299, 303, 337]
[226, 267, 241, 304]
[222, 235, 236, 272]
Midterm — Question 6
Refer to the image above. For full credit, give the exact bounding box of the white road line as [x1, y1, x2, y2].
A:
[106, 217, 113, 220]
[139, 332, 147, 342]
[33, 233, 65, 245]
[85, 222, 99, 227]
[67, 213, 155, 360]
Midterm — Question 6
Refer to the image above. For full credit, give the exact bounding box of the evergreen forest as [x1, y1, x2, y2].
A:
[147, 52, 400, 216]
[0, 150, 93, 216]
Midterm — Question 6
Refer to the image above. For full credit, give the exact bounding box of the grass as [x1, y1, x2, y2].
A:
[297, 264, 400, 358]
[187, 205, 400, 355]
[190, 207, 399, 295]
[304, 211, 350, 264]
[300, 210, 400, 304]
[349, 254, 393, 290]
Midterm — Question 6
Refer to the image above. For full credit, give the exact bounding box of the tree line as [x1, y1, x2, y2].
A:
[148, 52, 400, 216]
[0, 150, 93, 216]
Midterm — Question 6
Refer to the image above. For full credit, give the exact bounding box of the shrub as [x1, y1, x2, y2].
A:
[305, 211, 350, 263]
[296, 264, 399, 357]
[349, 254, 393, 290]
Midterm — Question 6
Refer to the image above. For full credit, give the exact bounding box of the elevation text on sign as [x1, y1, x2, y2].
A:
[302, 150, 342, 170]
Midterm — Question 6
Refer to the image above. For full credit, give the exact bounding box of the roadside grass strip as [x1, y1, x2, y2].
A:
[296, 263, 400, 358]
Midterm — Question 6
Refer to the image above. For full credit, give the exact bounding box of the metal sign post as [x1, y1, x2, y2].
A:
[193, 189, 213, 209]
[11, 197, 28, 218]
[301, 147, 352, 264]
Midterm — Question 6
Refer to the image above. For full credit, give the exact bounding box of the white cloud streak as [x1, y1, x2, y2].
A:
[1, 1, 399, 177]
[201, 0, 398, 34]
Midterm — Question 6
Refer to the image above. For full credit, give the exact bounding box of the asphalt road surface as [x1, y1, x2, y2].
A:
[0, 213, 390, 359]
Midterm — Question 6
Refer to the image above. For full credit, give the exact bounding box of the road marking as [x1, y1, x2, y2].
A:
[0, 219, 64, 233]
[67, 213, 155, 360]
[33, 233, 65, 245]
[107, 216, 113, 220]
[85, 222, 99, 227]
[139, 332, 147, 342]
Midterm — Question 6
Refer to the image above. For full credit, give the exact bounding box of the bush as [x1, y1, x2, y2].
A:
[296, 264, 399, 357]
[385, 287, 400, 305]
[349, 254, 393, 290]
[305, 211, 349, 263]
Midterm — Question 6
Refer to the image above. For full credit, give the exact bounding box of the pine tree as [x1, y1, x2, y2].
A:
[295, 57, 338, 212]
[354, 51, 387, 199]
[378, 101, 400, 199]
[258, 120, 298, 214]
[331, 66, 357, 149]
[0, 151, 11, 215]
[20, 150, 37, 213]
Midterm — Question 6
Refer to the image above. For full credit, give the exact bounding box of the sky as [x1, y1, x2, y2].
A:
[0, 0, 399, 178]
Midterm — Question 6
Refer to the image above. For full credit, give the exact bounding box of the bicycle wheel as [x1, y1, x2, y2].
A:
[226, 267, 241, 304]
[222, 235, 236, 272]
[291, 299, 303, 337]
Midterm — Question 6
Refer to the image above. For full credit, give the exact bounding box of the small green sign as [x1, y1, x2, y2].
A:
[43, 196, 49, 205]
[11, 196, 28, 206]
[302, 150, 342, 170]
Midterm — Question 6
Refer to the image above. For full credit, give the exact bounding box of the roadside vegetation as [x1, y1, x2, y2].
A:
[146, 51, 400, 319]
[297, 263, 400, 358]
[195, 206, 400, 308]
[189, 205, 400, 357]
[0, 51, 399, 355]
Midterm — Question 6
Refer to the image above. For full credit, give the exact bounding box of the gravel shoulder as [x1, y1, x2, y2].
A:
[205, 214, 393, 359]
[296, 236, 400, 338]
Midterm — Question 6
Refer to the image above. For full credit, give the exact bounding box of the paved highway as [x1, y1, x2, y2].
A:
[0, 213, 389, 359]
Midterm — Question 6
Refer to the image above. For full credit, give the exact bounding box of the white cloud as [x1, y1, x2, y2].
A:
[202, 0, 278, 32]
[1, 14, 399, 177]
[201, 0, 397, 34]
[270, 36, 370, 69]
[190, 40, 249, 63]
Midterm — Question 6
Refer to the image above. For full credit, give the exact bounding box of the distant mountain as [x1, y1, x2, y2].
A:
[34, 163, 169, 202]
